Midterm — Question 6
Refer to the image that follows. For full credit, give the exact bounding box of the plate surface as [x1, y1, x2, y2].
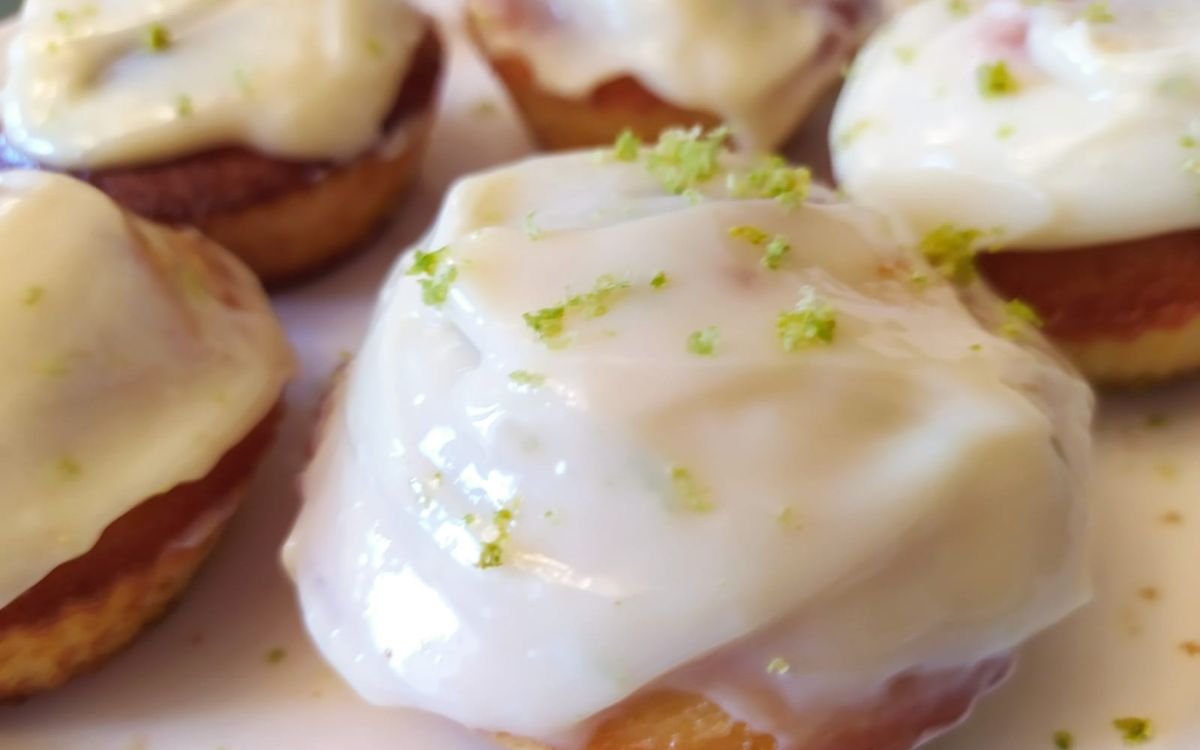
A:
[2, 6, 1199, 750]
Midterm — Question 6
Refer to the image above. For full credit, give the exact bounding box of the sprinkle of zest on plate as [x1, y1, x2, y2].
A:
[946, 0, 972, 17]
[778, 287, 837, 351]
[728, 225, 792, 270]
[406, 246, 458, 307]
[175, 94, 194, 118]
[1053, 730, 1075, 749]
[919, 224, 985, 285]
[265, 646, 287, 665]
[977, 60, 1021, 98]
[55, 456, 82, 481]
[1113, 717, 1154, 745]
[669, 466, 714, 513]
[1082, 1, 1116, 23]
[650, 271, 669, 290]
[22, 285, 45, 307]
[143, 23, 172, 53]
[727, 155, 813, 207]
[508, 370, 546, 389]
[686, 326, 720, 357]
[523, 274, 635, 347]
[478, 504, 518, 569]
[1001, 299, 1045, 339]
[766, 657, 791, 675]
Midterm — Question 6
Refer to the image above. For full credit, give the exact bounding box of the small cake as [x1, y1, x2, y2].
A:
[0, 171, 294, 698]
[285, 131, 1093, 750]
[832, 0, 1200, 384]
[1, 0, 443, 284]
[466, 0, 876, 151]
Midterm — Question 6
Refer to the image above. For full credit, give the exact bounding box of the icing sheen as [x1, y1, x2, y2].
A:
[285, 151, 1092, 741]
[833, 0, 1200, 249]
[0, 170, 294, 609]
[471, 0, 868, 151]
[3, 0, 426, 169]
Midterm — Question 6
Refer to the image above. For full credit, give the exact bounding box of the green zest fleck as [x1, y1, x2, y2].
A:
[1053, 730, 1074, 749]
[729, 225, 792, 270]
[777, 288, 837, 351]
[777, 506, 803, 530]
[1082, 1, 1115, 23]
[1113, 717, 1153, 744]
[524, 211, 543, 240]
[727, 156, 812, 207]
[894, 46, 918, 64]
[365, 36, 383, 57]
[523, 305, 566, 342]
[686, 326, 719, 356]
[175, 95, 193, 118]
[611, 128, 642, 162]
[643, 126, 730, 196]
[143, 23, 171, 53]
[947, 0, 972, 16]
[478, 504, 518, 569]
[509, 370, 546, 388]
[766, 657, 791, 675]
[406, 246, 457, 307]
[651, 271, 669, 289]
[1001, 298, 1044, 339]
[919, 224, 983, 284]
[670, 466, 714, 513]
[56, 456, 82, 481]
[837, 119, 873, 148]
[234, 67, 253, 96]
[523, 275, 632, 346]
[997, 123, 1017, 139]
[265, 646, 287, 665]
[977, 60, 1021, 98]
[23, 285, 45, 307]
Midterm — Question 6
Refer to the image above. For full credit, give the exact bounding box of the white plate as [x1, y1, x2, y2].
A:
[3, 7, 1199, 750]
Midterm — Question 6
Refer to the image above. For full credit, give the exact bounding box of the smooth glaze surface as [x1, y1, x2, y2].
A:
[3, 0, 425, 168]
[1, 6, 1199, 750]
[832, 0, 1200, 248]
[0, 170, 293, 609]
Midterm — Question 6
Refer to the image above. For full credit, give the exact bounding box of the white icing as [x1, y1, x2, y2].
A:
[3, 0, 427, 169]
[284, 150, 1092, 741]
[0, 170, 294, 608]
[469, 0, 871, 151]
[832, 0, 1200, 249]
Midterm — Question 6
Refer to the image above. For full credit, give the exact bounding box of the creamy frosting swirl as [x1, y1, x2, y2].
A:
[285, 145, 1092, 741]
[0, 170, 294, 609]
[3, 0, 427, 169]
[470, 0, 873, 151]
[832, 0, 1200, 249]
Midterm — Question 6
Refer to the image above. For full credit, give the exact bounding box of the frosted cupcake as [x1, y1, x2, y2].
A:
[467, 0, 876, 151]
[833, 0, 1200, 383]
[0, 171, 294, 697]
[1, 0, 443, 283]
[285, 131, 1093, 750]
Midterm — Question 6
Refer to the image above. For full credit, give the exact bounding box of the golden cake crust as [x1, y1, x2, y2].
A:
[492, 657, 1010, 750]
[0, 409, 279, 700]
[978, 227, 1200, 384]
